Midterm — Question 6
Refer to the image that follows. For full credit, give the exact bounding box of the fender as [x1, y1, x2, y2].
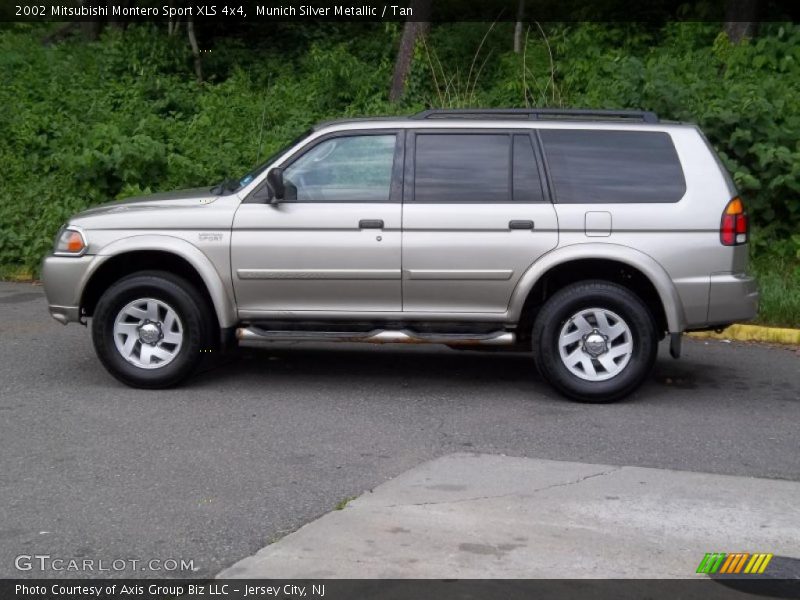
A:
[81, 234, 237, 328]
[507, 243, 687, 333]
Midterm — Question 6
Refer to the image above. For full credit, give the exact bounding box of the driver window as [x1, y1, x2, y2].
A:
[283, 134, 396, 202]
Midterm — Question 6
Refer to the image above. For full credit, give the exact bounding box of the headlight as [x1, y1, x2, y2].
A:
[53, 225, 88, 256]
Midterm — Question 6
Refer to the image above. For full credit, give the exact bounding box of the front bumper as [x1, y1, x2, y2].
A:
[707, 272, 759, 326]
[41, 254, 96, 324]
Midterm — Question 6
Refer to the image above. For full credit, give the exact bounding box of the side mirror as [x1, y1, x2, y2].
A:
[266, 168, 285, 204]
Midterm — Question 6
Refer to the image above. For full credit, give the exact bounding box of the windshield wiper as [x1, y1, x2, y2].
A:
[210, 178, 240, 195]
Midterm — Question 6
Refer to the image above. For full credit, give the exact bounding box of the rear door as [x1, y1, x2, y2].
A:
[231, 130, 403, 315]
[402, 130, 558, 314]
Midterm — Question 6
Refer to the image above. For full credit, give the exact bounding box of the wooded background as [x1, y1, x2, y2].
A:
[1, 1, 798, 324]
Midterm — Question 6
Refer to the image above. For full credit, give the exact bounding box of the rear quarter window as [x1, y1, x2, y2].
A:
[540, 130, 686, 203]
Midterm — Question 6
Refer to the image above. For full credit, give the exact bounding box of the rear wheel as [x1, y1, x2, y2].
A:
[92, 271, 213, 388]
[532, 281, 658, 403]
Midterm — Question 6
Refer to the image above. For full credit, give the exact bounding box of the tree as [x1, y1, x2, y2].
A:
[80, 0, 103, 41]
[107, 0, 129, 30]
[723, 0, 760, 43]
[389, 0, 431, 103]
[187, 15, 203, 83]
[514, 0, 525, 54]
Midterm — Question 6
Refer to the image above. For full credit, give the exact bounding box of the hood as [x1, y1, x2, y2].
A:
[67, 187, 236, 232]
[74, 187, 219, 218]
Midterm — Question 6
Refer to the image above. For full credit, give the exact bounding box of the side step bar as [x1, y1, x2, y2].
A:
[236, 327, 515, 347]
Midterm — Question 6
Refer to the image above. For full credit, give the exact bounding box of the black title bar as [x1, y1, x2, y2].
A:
[3, 0, 799, 23]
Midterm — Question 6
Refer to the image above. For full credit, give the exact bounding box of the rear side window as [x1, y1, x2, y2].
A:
[513, 134, 545, 202]
[414, 134, 509, 202]
[540, 130, 686, 203]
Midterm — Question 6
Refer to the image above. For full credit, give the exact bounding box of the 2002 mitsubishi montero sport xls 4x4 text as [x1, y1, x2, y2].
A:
[42, 108, 758, 402]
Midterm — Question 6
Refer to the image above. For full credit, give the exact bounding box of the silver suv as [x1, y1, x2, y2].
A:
[42, 108, 758, 402]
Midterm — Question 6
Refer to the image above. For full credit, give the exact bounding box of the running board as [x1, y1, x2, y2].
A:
[236, 327, 515, 347]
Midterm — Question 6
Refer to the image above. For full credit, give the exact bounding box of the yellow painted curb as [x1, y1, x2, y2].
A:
[687, 324, 800, 345]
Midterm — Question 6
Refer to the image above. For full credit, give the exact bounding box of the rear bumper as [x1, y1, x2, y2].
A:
[49, 305, 82, 325]
[707, 272, 759, 326]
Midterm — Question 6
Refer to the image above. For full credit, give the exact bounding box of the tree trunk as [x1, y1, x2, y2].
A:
[80, 0, 103, 40]
[389, 0, 431, 103]
[513, 0, 525, 54]
[107, 0, 122, 29]
[723, 0, 760, 43]
[187, 16, 203, 83]
[389, 22, 418, 103]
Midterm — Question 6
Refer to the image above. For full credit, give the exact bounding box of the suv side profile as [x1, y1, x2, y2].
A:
[42, 108, 758, 402]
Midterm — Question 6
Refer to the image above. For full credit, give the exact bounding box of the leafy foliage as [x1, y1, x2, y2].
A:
[553, 22, 800, 241]
[0, 21, 798, 274]
[0, 24, 398, 266]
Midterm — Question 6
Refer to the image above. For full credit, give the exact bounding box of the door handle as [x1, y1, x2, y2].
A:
[509, 220, 534, 230]
[359, 219, 384, 229]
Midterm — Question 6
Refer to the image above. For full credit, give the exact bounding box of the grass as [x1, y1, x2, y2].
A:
[2, 250, 799, 329]
[334, 496, 357, 511]
[0, 264, 34, 282]
[750, 253, 800, 329]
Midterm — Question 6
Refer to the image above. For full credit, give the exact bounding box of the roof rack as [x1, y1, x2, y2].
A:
[412, 108, 660, 124]
[313, 116, 402, 130]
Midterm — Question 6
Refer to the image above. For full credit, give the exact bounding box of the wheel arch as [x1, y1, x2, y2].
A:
[79, 235, 237, 328]
[509, 244, 685, 335]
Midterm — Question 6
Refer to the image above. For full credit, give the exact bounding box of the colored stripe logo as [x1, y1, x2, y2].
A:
[697, 553, 773, 574]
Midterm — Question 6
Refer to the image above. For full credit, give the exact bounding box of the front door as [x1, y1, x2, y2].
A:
[402, 130, 559, 314]
[231, 131, 403, 316]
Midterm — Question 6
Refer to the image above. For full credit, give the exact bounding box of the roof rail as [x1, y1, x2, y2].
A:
[313, 116, 404, 130]
[412, 108, 660, 124]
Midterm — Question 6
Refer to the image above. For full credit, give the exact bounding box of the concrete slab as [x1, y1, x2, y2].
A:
[219, 453, 800, 579]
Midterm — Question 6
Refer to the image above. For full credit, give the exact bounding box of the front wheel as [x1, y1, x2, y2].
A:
[532, 281, 658, 403]
[92, 271, 213, 388]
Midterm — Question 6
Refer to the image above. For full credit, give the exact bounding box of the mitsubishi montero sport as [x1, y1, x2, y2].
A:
[42, 108, 759, 402]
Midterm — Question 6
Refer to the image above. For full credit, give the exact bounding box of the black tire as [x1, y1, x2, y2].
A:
[91, 271, 214, 388]
[532, 280, 658, 403]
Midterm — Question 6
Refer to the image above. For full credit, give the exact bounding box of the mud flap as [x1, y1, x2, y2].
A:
[669, 333, 682, 359]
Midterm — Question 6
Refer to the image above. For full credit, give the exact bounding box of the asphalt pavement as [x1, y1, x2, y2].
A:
[0, 282, 798, 579]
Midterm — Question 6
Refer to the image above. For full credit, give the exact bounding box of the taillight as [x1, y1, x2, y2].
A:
[720, 196, 748, 246]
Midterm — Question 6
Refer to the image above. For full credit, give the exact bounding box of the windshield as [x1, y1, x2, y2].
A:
[233, 129, 312, 192]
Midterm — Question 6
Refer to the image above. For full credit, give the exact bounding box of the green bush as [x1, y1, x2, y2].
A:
[0, 21, 798, 284]
[553, 21, 800, 240]
[0, 24, 398, 268]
